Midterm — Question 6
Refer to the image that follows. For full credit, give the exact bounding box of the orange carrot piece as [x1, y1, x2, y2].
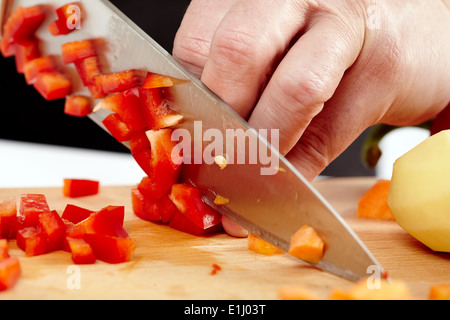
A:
[329, 279, 412, 300]
[278, 285, 319, 300]
[288, 225, 324, 264]
[357, 180, 395, 221]
[248, 233, 284, 256]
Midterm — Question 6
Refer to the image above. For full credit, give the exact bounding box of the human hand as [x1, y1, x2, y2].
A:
[173, 0, 450, 236]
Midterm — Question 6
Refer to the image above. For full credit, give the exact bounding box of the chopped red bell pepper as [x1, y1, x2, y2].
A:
[142, 72, 186, 89]
[63, 179, 99, 198]
[0, 240, 9, 259]
[0, 257, 21, 291]
[95, 87, 147, 131]
[61, 39, 97, 64]
[102, 205, 125, 226]
[48, 2, 82, 36]
[0, 198, 18, 239]
[140, 87, 183, 130]
[64, 95, 92, 117]
[102, 113, 133, 142]
[63, 222, 86, 251]
[169, 184, 222, 234]
[61, 204, 92, 224]
[83, 233, 135, 264]
[66, 237, 96, 264]
[38, 210, 66, 252]
[1, 5, 47, 58]
[169, 211, 223, 237]
[77, 207, 128, 238]
[131, 186, 179, 223]
[14, 37, 40, 74]
[74, 55, 102, 86]
[129, 130, 151, 154]
[23, 55, 57, 85]
[139, 129, 182, 199]
[94, 69, 146, 96]
[33, 71, 73, 101]
[16, 227, 47, 256]
[19, 194, 50, 227]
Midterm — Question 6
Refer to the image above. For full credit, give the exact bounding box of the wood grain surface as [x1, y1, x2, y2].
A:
[0, 177, 449, 300]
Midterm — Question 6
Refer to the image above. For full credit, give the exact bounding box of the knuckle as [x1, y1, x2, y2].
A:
[173, 32, 211, 73]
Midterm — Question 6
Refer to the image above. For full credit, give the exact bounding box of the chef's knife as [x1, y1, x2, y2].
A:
[2, 0, 386, 282]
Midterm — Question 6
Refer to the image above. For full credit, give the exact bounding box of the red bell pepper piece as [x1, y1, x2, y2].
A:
[140, 87, 183, 130]
[23, 55, 57, 85]
[48, 2, 82, 36]
[94, 69, 146, 96]
[169, 184, 222, 233]
[0, 257, 21, 291]
[16, 227, 47, 256]
[142, 72, 186, 89]
[0, 198, 19, 239]
[64, 95, 92, 117]
[102, 205, 125, 226]
[132, 186, 179, 223]
[66, 237, 96, 264]
[1, 5, 47, 58]
[74, 56, 102, 86]
[38, 210, 66, 252]
[0, 240, 9, 259]
[169, 211, 223, 237]
[139, 129, 182, 199]
[77, 207, 128, 238]
[63, 179, 99, 198]
[61, 39, 97, 64]
[83, 233, 135, 264]
[33, 71, 73, 101]
[61, 204, 92, 224]
[102, 113, 133, 142]
[95, 87, 147, 131]
[19, 194, 50, 227]
[14, 37, 40, 74]
[129, 130, 151, 154]
[63, 222, 86, 252]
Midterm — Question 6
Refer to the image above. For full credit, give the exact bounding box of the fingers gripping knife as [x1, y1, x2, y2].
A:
[1, 0, 386, 282]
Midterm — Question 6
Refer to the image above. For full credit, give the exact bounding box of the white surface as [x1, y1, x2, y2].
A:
[0, 139, 145, 188]
[375, 127, 429, 179]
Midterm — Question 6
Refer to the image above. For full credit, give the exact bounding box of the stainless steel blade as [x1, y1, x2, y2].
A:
[3, 0, 386, 282]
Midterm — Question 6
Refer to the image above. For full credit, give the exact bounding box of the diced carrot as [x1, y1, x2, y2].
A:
[429, 284, 450, 300]
[329, 279, 413, 300]
[357, 180, 395, 221]
[278, 285, 319, 300]
[288, 225, 325, 264]
[248, 233, 284, 256]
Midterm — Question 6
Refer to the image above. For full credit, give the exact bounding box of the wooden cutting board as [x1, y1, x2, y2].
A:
[0, 177, 449, 300]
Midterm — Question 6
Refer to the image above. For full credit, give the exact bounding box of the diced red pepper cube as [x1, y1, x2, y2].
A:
[102, 113, 133, 142]
[19, 194, 50, 227]
[0, 198, 19, 239]
[132, 186, 178, 223]
[77, 208, 128, 238]
[95, 87, 147, 131]
[129, 130, 151, 154]
[38, 210, 66, 252]
[63, 222, 86, 252]
[48, 2, 82, 36]
[74, 56, 102, 86]
[61, 204, 92, 224]
[0, 239, 10, 259]
[102, 206, 125, 226]
[64, 95, 92, 117]
[16, 227, 47, 256]
[0, 257, 21, 291]
[94, 69, 146, 96]
[1, 5, 47, 57]
[63, 179, 99, 198]
[169, 184, 222, 232]
[33, 71, 73, 101]
[139, 129, 182, 199]
[23, 55, 57, 85]
[140, 87, 183, 130]
[169, 211, 223, 237]
[83, 233, 135, 264]
[61, 39, 97, 64]
[66, 237, 95, 264]
[14, 37, 40, 74]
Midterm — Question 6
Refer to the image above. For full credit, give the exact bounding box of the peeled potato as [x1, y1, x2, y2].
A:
[388, 129, 450, 252]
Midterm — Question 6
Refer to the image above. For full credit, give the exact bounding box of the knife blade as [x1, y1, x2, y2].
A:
[3, 0, 386, 282]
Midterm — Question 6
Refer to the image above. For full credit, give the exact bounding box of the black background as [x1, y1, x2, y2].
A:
[0, 0, 373, 177]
